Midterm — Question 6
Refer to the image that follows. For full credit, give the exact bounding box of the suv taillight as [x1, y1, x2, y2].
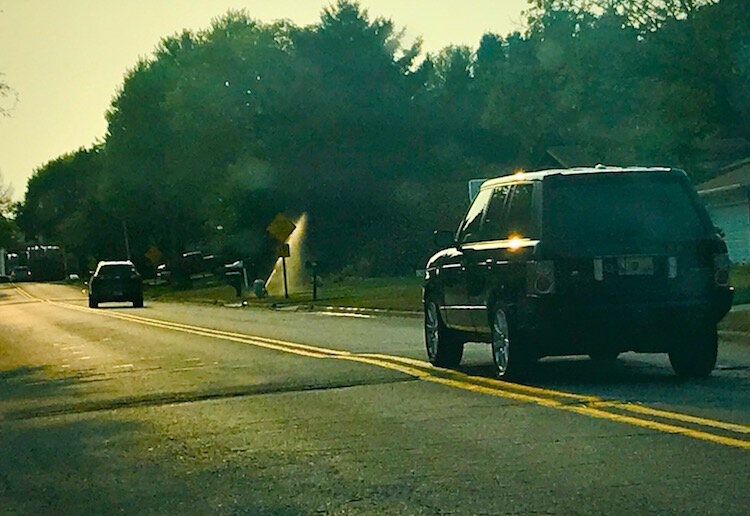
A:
[714, 253, 730, 287]
[527, 260, 555, 295]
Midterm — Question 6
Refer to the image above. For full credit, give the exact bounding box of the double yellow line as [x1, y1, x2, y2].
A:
[13, 285, 39, 301]
[8, 283, 42, 305]
[28, 294, 750, 450]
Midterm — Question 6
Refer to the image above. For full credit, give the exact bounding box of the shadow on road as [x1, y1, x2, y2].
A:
[0, 363, 312, 514]
[0, 365, 86, 405]
[454, 352, 750, 417]
[458, 355, 679, 386]
[92, 304, 149, 310]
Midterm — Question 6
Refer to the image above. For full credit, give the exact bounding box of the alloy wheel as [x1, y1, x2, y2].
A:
[491, 308, 510, 376]
[425, 301, 440, 360]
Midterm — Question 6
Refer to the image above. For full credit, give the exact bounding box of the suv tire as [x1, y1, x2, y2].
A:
[490, 306, 535, 379]
[424, 297, 464, 368]
[88, 297, 98, 309]
[668, 324, 718, 378]
[133, 296, 144, 308]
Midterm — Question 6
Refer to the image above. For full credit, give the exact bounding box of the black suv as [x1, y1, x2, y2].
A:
[424, 167, 733, 378]
[89, 261, 143, 308]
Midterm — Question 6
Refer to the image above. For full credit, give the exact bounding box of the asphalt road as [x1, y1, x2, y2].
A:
[1, 282, 748, 514]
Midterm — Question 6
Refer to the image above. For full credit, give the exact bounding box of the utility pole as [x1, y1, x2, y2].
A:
[122, 220, 131, 260]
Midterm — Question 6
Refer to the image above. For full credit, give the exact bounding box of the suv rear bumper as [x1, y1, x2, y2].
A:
[518, 288, 733, 355]
[90, 285, 143, 302]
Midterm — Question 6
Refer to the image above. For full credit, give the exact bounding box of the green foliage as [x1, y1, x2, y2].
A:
[13, 0, 750, 276]
[14, 145, 122, 271]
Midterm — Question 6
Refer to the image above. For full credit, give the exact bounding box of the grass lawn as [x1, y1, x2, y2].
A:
[144, 269, 750, 334]
[720, 310, 750, 334]
[730, 264, 750, 305]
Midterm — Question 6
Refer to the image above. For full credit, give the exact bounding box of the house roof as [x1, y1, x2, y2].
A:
[697, 158, 750, 192]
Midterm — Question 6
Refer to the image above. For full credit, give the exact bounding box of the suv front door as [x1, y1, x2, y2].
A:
[442, 188, 491, 331]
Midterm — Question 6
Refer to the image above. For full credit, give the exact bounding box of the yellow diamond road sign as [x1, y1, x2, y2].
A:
[267, 214, 296, 243]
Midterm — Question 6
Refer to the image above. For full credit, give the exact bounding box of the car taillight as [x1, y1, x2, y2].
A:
[527, 260, 555, 295]
[714, 253, 730, 287]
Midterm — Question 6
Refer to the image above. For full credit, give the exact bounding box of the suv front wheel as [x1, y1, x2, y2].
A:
[668, 324, 718, 378]
[425, 298, 464, 368]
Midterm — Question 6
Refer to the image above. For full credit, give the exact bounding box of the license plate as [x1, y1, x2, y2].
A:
[617, 256, 654, 276]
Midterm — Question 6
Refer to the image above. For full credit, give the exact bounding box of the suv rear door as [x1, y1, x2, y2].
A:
[464, 182, 539, 332]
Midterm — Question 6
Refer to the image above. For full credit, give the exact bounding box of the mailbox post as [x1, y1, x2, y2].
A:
[305, 260, 318, 301]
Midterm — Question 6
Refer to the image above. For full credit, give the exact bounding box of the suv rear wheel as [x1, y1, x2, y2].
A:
[88, 296, 98, 309]
[490, 306, 534, 379]
[425, 298, 464, 368]
[668, 324, 717, 378]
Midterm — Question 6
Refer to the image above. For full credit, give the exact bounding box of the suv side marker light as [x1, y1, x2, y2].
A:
[528, 260, 555, 295]
[667, 256, 678, 279]
[593, 259, 604, 281]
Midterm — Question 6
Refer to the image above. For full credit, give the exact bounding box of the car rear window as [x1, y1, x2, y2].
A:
[543, 173, 709, 252]
[98, 265, 134, 278]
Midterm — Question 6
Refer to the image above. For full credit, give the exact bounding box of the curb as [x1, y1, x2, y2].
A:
[317, 305, 422, 318]
[718, 330, 750, 339]
[269, 303, 422, 318]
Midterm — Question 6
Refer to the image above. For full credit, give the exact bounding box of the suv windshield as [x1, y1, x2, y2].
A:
[543, 173, 709, 253]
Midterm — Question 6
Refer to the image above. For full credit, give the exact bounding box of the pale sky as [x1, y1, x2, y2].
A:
[0, 0, 528, 201]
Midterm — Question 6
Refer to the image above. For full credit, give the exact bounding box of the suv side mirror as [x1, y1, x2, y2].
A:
[434, 230, 456, 249]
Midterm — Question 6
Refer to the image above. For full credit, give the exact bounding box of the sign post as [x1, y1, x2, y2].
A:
[277, 243, 291, 299]
[267, 214, 296, 299]
[267, 214, 296, 244]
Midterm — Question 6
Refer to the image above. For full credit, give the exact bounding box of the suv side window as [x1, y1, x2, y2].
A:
[480, 185, 513, 241]
[457, 189, 492, 243]
[506, 183, 535, 238]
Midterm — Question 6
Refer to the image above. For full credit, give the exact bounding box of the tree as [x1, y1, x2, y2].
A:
[15, 145, 120, 272]
[0, 73, 18, 118]
[0, 171, 16, 249]
[0, 170, 12, 215]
